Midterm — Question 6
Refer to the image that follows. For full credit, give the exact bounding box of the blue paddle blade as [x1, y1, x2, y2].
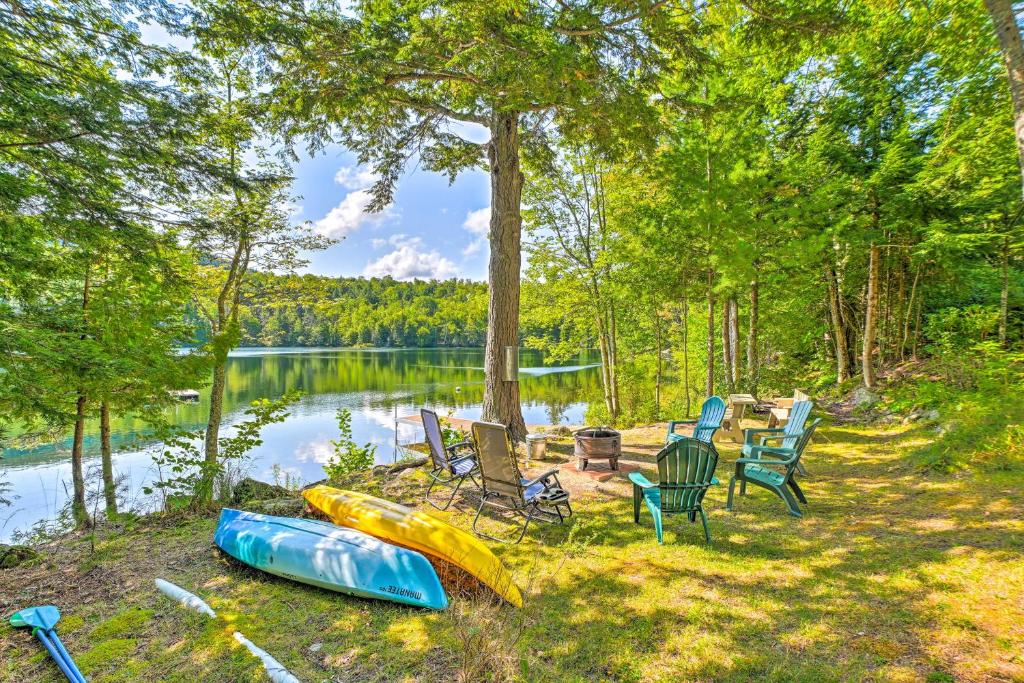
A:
[9, 605, 61, 631]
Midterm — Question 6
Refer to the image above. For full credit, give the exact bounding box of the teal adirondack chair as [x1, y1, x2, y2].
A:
[629, 437, 719, 544]
[666, 396, 726, 445]
[727, 417, 821, 517]
[745, 399, 813, 476]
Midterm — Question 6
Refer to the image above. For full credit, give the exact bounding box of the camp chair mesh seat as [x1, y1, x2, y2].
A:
[666, 395, 726, 445]
[422, 408, 479, 510]
[727, 417, 821, 518]
[629, 437, 719, 544]
[742, 399, 813, 476]
[470, 420, 572, 544]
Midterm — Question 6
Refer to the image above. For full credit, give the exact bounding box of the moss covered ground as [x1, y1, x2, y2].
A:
[1, 420, 1021, 682]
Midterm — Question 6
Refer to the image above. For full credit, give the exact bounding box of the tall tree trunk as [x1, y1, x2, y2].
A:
[201, 357, 227, 502]
[986, 0, 1024, 198]
[596, 310, 614, 418]
[901, 264, 920, 362]
[747, 279, 759, 395]
[71, 264, 92, 528]
[682, 288, 691, 416]
[863, 243, 881, 388]
[728, 296, 740, 387]
[999, 235, 1010, 346]
[654, 307, 663, 419]
[100, 402, 117, 517]
[71, 392, 90, 527]
[705, 269, 715, 398]
[825, 266, 850, 382]
[722, 301, 734, 393]
[482, 110, 526, 440]
[608, 303, 620, 418]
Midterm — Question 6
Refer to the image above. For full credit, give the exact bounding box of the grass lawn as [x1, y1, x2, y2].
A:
[1, 421, 1022, 682]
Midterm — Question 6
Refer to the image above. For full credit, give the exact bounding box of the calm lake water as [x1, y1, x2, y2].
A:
[0, 348, 600, 542]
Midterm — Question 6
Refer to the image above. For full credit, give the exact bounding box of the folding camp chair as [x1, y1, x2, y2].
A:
[421, 408, 479, 510]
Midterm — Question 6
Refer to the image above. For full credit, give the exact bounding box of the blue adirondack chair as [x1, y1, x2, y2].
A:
[666, 396, 726, 445]
[744, 399, 813, 476]
[629, 436, 719, 544]
[727, 416, 821, 518]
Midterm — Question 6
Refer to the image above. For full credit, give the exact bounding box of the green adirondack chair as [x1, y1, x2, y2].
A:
[629, 436, 719, 544]
[744, 399, 813, 476]
[727, 417, 821, 518]
[666, 395, 726, 445]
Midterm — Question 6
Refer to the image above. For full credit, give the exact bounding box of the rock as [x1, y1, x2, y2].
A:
[851, 387, 879, 407]
[242, 498, 306, 516]
[309, 642, 323, 653]
[923, 409, 940, 421]
[0, 544, 40, 569]
[902, 412, 923, 425]
[550, 426, 573, 438]
[232, 478, 294, 503]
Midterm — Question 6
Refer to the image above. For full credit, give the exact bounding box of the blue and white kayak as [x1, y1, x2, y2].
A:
[214, 508, 448, 610]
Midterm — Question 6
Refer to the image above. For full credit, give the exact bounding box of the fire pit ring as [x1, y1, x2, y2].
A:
[574, 427, 622, 471]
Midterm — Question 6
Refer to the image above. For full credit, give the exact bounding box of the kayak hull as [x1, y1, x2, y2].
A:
[302, 486, 523, 607]
[214, 508, 448, 610]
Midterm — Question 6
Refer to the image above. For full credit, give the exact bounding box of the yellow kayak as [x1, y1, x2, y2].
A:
[303, 485, 523, 608]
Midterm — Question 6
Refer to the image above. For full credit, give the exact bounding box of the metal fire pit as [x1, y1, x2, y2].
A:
[574, 427, 622, 471]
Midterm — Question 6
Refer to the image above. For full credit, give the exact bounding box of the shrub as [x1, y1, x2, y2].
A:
[323, 408, 377, 480]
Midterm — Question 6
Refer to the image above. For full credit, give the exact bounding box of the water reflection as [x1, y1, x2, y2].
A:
[0, 348, 599, 541]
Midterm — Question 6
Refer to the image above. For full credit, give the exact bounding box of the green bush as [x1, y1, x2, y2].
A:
[323, 408, 377, 480]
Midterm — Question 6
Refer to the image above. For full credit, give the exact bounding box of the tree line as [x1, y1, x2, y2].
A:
[3, 0, 1022, 529]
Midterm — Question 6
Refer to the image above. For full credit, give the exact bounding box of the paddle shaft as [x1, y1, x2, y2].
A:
[34, 629, 85, 683]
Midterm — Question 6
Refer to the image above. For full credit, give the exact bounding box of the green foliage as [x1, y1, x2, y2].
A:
[144, 391, 300, 505]
[439, 414, 468, 448]
[883, 343, 1024, 472]
[323, 408, 377, 480]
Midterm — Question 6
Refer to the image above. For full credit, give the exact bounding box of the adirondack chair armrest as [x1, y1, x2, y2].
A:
[522, 469, 560, 489]
[758, 428, 811, 446]
[666, 419, 697, 435]
[738, 445, 798, 465]
[736, 455, 791, 466]
[744, 427, 784, 445]
[627, 472, 656, 488]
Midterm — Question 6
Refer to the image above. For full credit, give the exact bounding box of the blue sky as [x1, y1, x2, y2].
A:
[139, 22, 493, 282]
[289, 145, 492, 281]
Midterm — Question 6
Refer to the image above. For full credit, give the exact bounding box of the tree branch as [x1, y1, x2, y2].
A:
[553, 0, 668, 36]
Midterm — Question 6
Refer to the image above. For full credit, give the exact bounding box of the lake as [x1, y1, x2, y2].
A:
[0, 348, 600, 542]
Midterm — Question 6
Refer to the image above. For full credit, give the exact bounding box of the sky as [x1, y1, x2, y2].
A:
[289, 145, 492, 282]
[139, 22, 494, 282]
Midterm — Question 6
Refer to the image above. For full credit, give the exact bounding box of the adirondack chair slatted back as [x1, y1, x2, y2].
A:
[472, 421, 524, 500]
[781, 401, 813, 450]
[656, 438, 718, 513]
[693, 396, 727, 444]
[789, 418, 821, 471]
[421, 409, 451, 471]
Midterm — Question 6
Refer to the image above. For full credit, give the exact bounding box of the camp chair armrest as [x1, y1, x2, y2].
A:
[744, 427, 784, 444]
[523, 469, 560, 488]
[446, 452, 476, 467]
[628, 472, 656, 489]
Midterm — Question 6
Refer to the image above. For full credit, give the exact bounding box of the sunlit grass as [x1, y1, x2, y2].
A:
[1, 422, 1021, 681]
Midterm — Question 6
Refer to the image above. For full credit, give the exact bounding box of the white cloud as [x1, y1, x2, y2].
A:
[364, 245, 459, 281]
[462, 207, 490, 256]
[370, 238, 387, 249]
[312, 164, 393, 239]
[313, 189, 380, 239]
[334, 165, 379, 190]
